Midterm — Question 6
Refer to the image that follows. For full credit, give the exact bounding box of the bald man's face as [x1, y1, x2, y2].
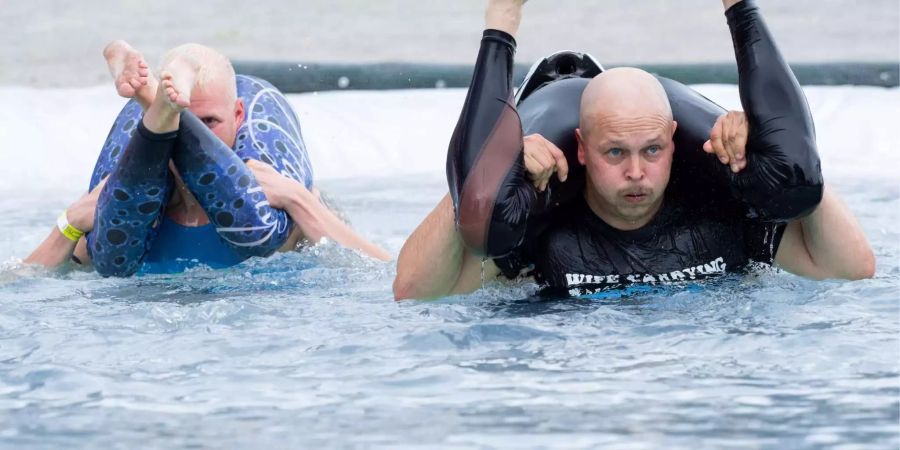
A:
[189, 80, 244, 148]
[576, 110, 677, 230]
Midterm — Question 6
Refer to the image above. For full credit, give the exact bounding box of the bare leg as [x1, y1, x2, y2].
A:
[103, 40, 158, 109]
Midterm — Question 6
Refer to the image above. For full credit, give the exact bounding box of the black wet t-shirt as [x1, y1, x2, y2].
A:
[495, 196, 785, 297]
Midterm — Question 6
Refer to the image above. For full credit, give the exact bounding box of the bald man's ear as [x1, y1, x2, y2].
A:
[575, 128, 587, 165]
[671, 120, 678, 137]
[234, 99, 245, 131]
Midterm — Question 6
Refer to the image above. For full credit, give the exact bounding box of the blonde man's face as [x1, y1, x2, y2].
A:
[188, 80, 243, 148]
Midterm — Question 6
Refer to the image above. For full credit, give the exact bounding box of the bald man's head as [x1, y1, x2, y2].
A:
[579, 67, 673, 143]
[575, 67, 678, 231]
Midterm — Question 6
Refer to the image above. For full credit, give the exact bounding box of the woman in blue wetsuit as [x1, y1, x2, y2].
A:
[86, 44, 313, 276]
[25, 42, 389, 273]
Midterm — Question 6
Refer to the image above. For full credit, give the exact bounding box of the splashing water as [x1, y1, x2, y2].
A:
[0, 86, 896, 448]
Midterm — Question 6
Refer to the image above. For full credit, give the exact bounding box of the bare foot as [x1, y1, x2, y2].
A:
[142, 52, 200, 133]
[158, 52, 200, 109]
[103, 40, 157, 108]
[485, 0, 527, 36]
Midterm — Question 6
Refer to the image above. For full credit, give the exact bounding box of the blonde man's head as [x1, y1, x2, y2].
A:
[159, 43, 244, 147]
[159, 43, 237, 104]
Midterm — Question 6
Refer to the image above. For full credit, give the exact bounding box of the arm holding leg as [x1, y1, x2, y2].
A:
[24, 179, 106, 268]
[775, 186, 875, 280]
[394, 194, 501, 300]
[247, 160, 390, 261]
[394, 0, 526, 299]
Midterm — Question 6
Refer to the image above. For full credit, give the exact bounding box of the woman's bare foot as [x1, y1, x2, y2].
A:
[103, 40, 158, 109]
[485, 0, 527, 36]
[142, 51, 201, 133]
[158, 52, 201, 109]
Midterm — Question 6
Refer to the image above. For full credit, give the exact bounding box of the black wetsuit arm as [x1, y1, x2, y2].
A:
[88, 121, 175, 277]
[447, 29, 534, 257]
[172, 112, 291, 258]
[724, 0, 823, 220]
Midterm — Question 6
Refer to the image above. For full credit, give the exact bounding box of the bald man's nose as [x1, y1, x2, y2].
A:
[624, 154, 645, 181]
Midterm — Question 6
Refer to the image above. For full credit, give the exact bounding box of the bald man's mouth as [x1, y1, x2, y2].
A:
[622, 189, 651, 204]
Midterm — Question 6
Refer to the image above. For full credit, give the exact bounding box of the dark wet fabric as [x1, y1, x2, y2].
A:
[447, 29, 527, 257]
[497, 196, 785, 297]
[140, 216, 245, 274]
[87, 120, 176, 277]
[723, 0, 823, 220]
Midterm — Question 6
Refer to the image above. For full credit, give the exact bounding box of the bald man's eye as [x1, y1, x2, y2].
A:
[645, 145, 661, 156]
[201, 117, 221, 128]
[606, 148, 623, 158]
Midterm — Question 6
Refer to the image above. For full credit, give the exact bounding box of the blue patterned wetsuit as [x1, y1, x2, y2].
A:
[86, 75, 314, 276]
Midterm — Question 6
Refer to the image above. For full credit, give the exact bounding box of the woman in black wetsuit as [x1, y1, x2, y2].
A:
[393, 0, 874, 300]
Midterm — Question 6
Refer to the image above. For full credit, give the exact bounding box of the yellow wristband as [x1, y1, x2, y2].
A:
[57, 211, 85, 242]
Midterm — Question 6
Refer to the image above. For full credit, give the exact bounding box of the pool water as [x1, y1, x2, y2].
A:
[0, 86, 896, 448]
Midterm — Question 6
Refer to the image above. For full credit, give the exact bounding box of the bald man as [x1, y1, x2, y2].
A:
[393, 0, 873, 299]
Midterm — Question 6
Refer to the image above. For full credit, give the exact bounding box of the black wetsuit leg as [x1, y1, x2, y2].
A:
[88, 121, 176, 277]
[724, 0, 823, 220]
[447, 29, 532, 257]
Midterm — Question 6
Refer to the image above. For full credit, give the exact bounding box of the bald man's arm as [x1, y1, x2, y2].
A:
[394, 194, 502, 300]
[775, 186, 874, 280]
